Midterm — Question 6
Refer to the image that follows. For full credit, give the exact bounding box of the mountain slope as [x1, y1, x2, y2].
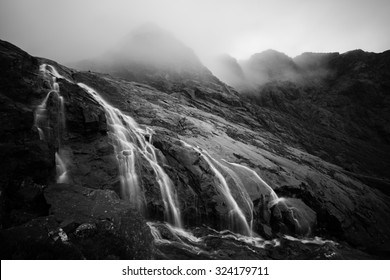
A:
[213, 49, 390, 190]
[1, 39, 390, 259]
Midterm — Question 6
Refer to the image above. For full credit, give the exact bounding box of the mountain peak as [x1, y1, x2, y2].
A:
[250, 49, 292, 61]
[114, 23, 201, 69]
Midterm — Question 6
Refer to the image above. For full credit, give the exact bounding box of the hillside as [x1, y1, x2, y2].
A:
[1, 38, 390, 259]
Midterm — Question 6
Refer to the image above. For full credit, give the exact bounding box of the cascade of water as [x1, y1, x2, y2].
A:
[34, 90, 55, 140]
[180, 140, 252, 235]
[77, 83, 182, 228]
[222, 160, 279, 206]
[209, 157, 254, 234]
[39, 63, 71, 82]
[36, 64, 69, 183]
[219, 161, 314, 236]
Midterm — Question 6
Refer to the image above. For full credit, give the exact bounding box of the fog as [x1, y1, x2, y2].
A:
[1, 0, 390, 68]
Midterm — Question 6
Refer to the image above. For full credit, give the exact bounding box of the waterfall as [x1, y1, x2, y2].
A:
[77, 82, 182, 228]
[35, 64, 69, 183]
[210, 157, 254, 234]
[34, 90, 54, 141]
[180, 140, 252, 236]
[222, 160, 279, 206]
[220, 161, 314, 235]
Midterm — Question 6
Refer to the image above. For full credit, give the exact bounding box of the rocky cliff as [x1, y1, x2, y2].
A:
[1, 38, 389, 259]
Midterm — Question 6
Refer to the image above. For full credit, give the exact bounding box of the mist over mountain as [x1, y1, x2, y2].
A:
[212, 46, 390, 181]
[72, 24, 229, 95]
[1, 19, 390, 261]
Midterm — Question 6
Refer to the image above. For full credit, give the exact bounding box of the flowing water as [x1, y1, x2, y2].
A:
[222, 160, 279, 204]
[77, 82, 182, 227]
[55, 151, 68, 184]
[180, 141, 252, 236]
[210, 157, 255, 234]
[36, 64, 341, 258]
[35, 64, 69, 183]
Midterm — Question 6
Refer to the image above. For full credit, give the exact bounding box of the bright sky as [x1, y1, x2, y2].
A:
[0, 0, 389, 65]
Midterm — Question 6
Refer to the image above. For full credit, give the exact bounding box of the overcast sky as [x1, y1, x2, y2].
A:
[1, 0, 389, 65]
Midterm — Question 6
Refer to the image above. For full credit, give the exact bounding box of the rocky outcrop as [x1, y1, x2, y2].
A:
[0, 184, 153, 259]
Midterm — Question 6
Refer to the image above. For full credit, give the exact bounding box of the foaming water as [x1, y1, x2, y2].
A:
[283, 235, 338, 246]
[77, 83, 182, 227]
[205, 227, 280, 249]
[165, 223, 202, 243]
[147, 222, 206, 256]
[180, 141, 252, 236]
[147, 222, 340, 259]
[147, 221, 283, 259]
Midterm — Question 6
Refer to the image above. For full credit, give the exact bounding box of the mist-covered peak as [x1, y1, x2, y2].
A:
[240, 49, 299, 85]
[250, 49, 291, 60]
[120, 22, 180, 51]
[114, 22, 201, 69]
[210, 54, 245, 78]
[72, 23, 233, 98]
[248, 49, 296, 70]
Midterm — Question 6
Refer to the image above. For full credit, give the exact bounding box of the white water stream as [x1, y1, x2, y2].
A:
[77, 82, 182, 228]
[180, 140, 252, 235]
[35, 64, 69, 183]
